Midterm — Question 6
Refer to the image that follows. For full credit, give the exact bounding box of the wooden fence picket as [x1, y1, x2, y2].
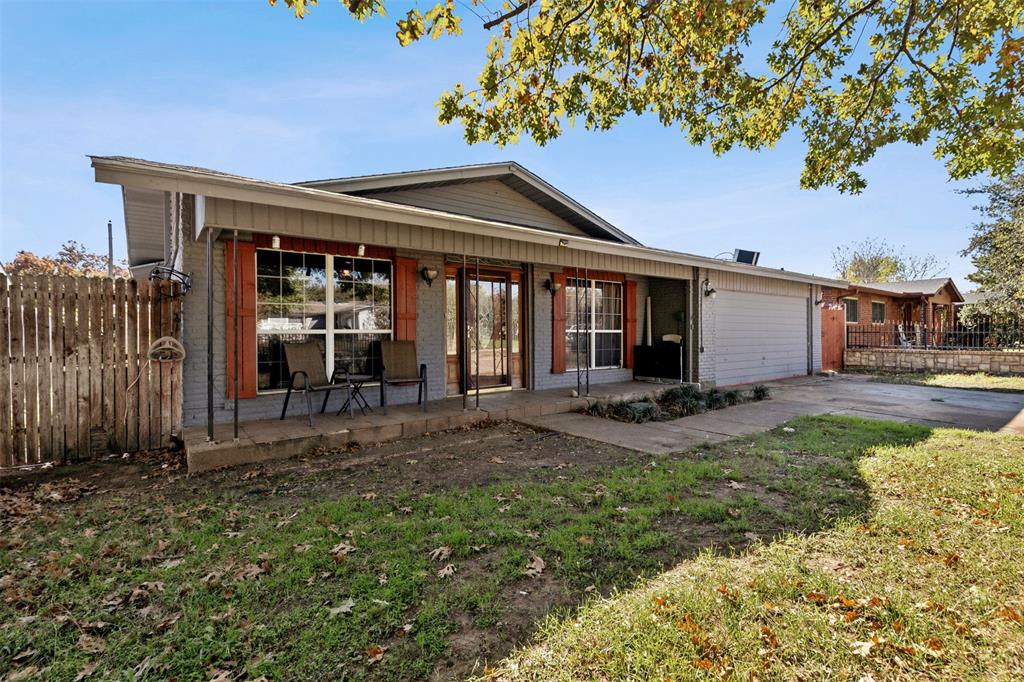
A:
[0, 277, 11, 468]
[0, 274, 183, 469]
[10, 278, 26, 464]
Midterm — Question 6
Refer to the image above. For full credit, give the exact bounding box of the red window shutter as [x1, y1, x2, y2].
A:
[394, 257, 418, 341]
[624, 279, 638, 369]
[550, 272, 567, 373]
[225, 240, 258, 398]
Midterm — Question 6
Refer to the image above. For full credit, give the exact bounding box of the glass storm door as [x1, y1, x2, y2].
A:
[466, 274, 510, 390]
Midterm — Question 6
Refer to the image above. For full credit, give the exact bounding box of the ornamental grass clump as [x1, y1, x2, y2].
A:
[703, 388, 727, 410]
[586, 383, 766, 424]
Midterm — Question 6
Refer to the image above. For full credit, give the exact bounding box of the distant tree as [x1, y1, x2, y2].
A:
[3, 241, 129, 278]
[270, 0, 1024, 193]
[832, 237, 945, 283]
[960, 173, 1024, 319]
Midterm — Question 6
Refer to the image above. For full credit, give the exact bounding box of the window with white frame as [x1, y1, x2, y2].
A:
[843, 297, 859, 324]
[256, 249, 392, 392]
[565, 278, 623, 369]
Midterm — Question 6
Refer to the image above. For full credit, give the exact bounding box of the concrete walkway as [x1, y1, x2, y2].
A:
[518, 374, 1024, 455]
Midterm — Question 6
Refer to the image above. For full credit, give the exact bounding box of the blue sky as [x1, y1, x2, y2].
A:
[1, 1, 982, 289]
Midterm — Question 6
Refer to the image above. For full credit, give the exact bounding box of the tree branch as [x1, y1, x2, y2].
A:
[483, 1, 537, 29]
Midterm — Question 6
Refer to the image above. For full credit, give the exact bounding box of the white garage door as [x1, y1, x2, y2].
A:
[713, 291, 808, 385]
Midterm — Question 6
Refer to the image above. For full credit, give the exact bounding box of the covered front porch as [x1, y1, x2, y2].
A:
[182, 380, 665, 473]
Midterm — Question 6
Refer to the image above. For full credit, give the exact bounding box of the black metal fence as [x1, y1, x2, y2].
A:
[846, 322, 1024, 350]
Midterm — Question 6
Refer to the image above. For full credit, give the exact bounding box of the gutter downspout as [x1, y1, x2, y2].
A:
[807, 284, 814, 375]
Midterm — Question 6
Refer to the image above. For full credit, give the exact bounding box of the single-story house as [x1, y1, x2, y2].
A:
[954, 290, 990, 320]
[823, 278, 964, 329]
[92, 157, 843, 427]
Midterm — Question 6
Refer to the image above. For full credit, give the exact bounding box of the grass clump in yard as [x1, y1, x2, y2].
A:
[585, 384, 771, 424]
[0, 416, 911, 681]
[483, 426, 1024, 681]
[868, 370, 1024, 393]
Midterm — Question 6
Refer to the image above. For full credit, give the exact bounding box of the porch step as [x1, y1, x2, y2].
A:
[182, 382, 665, 473]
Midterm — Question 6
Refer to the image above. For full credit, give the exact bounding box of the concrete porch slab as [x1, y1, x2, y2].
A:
[182, 380, 667, 473]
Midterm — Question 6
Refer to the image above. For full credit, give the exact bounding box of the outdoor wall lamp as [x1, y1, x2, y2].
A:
[544, 279, 563, 295]
[271, 235, 281, 249]
[814, 298, 824, 306]
[558, 238, 569, 247]
[421, 266, 439, 286]
[357, 244, 366, 257]
[702, 279, 717, 299]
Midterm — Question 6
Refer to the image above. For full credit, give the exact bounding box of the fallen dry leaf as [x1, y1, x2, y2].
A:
[77, 633, 106, 654]
[995, 606, 1022, 624]
[438, 564, 456, 578]
[331, 541, 356, 556]
[233, 563, 267, 581]
[429, 546, 453, 562]
[73, 661, 98, 681]
[366, 644, 387, 663]
[524, 554, 545, 578]
[327, 598, 355, 616]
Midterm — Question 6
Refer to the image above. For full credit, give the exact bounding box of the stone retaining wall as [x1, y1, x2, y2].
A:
[844, 348, 1024, 375]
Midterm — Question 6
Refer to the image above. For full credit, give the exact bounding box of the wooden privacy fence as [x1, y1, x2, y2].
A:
[1, 275, 183, 469]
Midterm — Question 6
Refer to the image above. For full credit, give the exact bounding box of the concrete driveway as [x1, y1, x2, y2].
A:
[518, 374, 1024, 455]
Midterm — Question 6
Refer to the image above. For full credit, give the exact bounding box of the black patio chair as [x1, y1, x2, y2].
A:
[377, 340, 428, 415]
[280, 341, 351, 427]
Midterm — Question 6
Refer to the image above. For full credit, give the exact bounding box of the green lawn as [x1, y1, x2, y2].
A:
[2, 417, 1019, 680]
[486, 427, 1024, 681]
[868, 370, 1024, 392]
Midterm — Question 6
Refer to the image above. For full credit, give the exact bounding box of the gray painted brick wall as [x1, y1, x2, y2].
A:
[531, 268, 644, 391]
[181, 241, 445, 425]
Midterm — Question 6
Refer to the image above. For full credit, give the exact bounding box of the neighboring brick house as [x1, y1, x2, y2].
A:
[823, 278, 964, 329]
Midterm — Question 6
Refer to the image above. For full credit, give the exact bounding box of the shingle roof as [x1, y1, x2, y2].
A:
[959, 290, 989, 305]
[859, 278, 955, 295]
[298, 161, 640, 245]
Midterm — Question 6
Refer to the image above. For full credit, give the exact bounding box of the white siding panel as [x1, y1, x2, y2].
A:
[362, 180, 587, 236]
[713, 291, 808, 385]
[203, 197, 696, 280]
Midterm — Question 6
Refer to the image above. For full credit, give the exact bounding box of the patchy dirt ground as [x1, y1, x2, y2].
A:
[3, 420, 643, 504]
[1, 417, 884, 681]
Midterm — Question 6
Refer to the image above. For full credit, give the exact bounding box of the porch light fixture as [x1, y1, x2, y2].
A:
[357, 243, 366, 257]
[558, 238, 569, 247]
[543, 279, 563, 295]
[271, 235, 281, 249]
[814, 298, 824, 306]
[420, 266, 439, 286]
[702, 279, 717, 299]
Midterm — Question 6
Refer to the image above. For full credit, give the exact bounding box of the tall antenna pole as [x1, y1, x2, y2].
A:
[107, 220, 114, 278]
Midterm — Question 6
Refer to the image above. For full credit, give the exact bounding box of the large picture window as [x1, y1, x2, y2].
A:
[256, 248, 391, 392]
[565, 278, 623, 369]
